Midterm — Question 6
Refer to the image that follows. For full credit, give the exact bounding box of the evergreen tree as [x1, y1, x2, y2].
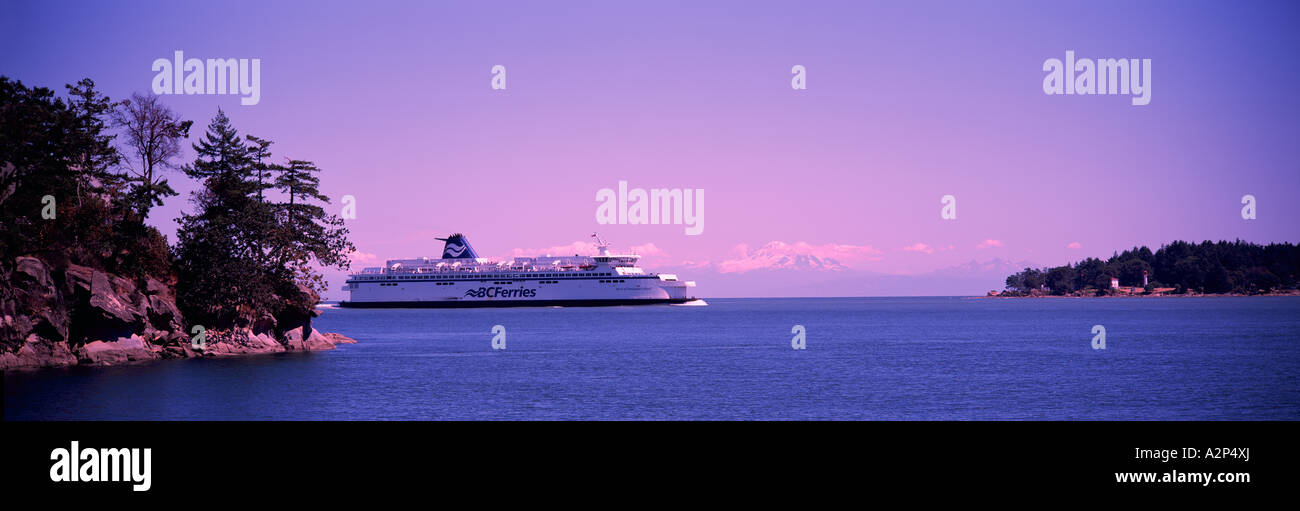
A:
[0, 76, 170, 280]
[270, 158, 354, 296]
[245, 135, 279, 205]
[64, 79, 123, 208]
[1004, 240, 1300, 295]
[174, 110, 279, 326]
[174, 110, 353, 327]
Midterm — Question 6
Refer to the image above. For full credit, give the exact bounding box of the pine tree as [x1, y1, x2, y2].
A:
[174, 110, 279, 326]
[64, 79, 123, 208]
[173, 110, 353, 327]
[244, 135, 279, 205]
[270, 158, 354, 296]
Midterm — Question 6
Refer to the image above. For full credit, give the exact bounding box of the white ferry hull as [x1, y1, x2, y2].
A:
[340, 275, 695, 308]
[340, 233, 699, 309]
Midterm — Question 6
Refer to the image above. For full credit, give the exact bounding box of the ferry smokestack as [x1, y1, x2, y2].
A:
[435, 233, 480, 259]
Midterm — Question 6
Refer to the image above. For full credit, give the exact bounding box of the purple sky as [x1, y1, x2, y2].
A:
[5, 0, 1299, 298]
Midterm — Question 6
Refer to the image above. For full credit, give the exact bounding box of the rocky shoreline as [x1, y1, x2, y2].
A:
[981, 289, 1300, 299]
[0, 256, 355, 371]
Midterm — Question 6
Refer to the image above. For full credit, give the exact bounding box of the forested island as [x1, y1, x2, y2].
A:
[0, 76, 355, 369]
[996, 241, 1300, 297]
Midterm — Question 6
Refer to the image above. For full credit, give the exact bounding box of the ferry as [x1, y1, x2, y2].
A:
[339, 234, 699, 308]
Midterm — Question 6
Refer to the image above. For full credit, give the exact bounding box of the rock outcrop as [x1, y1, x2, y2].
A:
[0, 334, 78, 369]
[0, 256, 355, 370]
[75, 334, 158, 365]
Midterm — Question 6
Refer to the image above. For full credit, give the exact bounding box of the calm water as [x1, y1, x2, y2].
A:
[5, 297, 1299, 420]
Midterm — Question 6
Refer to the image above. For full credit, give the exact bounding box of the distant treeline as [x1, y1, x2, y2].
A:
[1004, 241, 1300, 295]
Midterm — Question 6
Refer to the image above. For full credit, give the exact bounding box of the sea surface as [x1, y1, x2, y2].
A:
[5, 297, 1299, 420]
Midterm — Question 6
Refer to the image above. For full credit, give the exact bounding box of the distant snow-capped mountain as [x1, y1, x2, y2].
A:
[662, 257, 1041, 298]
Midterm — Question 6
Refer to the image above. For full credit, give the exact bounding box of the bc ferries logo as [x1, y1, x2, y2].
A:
[443, 243, 468, 258]
[465, 287, 537, 299]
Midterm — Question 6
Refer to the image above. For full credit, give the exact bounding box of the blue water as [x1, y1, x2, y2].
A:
[5, 297, 1299, 420]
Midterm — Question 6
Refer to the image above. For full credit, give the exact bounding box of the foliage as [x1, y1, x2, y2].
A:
[175, 110, 354, 327]
[0, 77, 171, 281]
[1004, 241, 1300, 295]
[2, 75, 353, 331]
[109, 92, 192, 217]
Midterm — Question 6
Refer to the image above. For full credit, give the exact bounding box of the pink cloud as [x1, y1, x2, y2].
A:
[347, 250, 381, 265]
[713, 241, 882, 273]
[627, 242, 668, 261]
[1067, 242, 1082, 249]
[902, 242, 934, 254]
[976, 239, 1004, 249]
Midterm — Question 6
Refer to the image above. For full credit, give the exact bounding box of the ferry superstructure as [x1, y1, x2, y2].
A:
[339, 234, 698, 308]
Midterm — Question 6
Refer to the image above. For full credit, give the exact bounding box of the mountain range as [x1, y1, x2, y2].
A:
[664, 257, 1038, 298]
